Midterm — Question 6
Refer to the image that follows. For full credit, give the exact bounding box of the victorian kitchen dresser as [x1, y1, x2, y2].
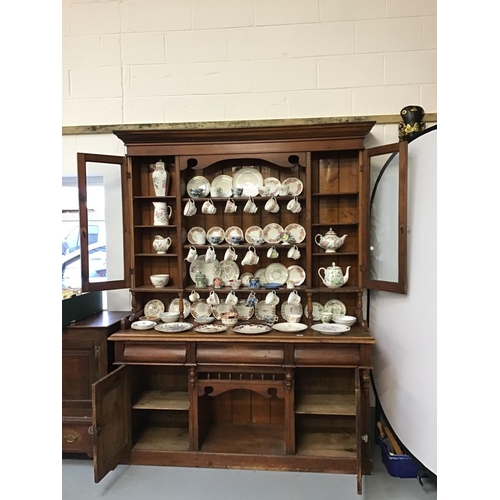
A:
[75, 122, 408, 495]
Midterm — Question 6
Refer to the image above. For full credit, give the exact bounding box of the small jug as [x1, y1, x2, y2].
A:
[152, 235, 172, 254]
[153, 202, 172, 226]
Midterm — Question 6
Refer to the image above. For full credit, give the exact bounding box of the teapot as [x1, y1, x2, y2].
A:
[317, 262, 350, 289]
[314, 228, 347, 253]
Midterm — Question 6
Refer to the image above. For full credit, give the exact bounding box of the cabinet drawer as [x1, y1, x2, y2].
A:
[197, 343, 284, 365]
[120, 342, 186, 364]
[294, 345, 360, 366]
[62, 421, 93, 453]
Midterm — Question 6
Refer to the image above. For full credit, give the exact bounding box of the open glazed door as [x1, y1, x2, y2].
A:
[92, 365, 132, 483]
[361, 141, 408, 294]
[77, 153, 131, 292]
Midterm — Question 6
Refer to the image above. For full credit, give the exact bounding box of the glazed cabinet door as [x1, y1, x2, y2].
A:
[361, 141, 408, 294]
[77, 153, 132, 292]
[92, 364, 132, 483]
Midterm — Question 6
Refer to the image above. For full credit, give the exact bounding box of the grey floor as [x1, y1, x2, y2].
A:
[62, 441, 437, 500]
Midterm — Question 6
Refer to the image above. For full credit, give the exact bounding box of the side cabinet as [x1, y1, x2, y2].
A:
[62, 311, 127, 455]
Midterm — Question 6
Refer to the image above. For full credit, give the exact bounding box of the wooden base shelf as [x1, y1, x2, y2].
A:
[296, 393, 355, 415]
[296, 431, 357, 458]
[133, 426, 190, 452]
[133, 390, 189, 411]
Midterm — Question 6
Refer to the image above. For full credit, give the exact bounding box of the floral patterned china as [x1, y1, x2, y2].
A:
[255, 302, 276, 321]
[187, 176, 210, 198]
[189, 255, 221, 285]
[144, 299, 165, 319]
[323, 299, 347, 317]
[281, 301, 303, 321]
[245, 226, 264, 245]
[187, 227, 207, 245]
[282, 177, 304, 196]
[285, 223, 306, 243]
[190, 299, 212, 319]
[131, 320, 156, 331]
[220, 260, 240, 285]
[272, 323, 308, 333]
[265, 263, 288, 285]
[206, 226, 225, 245]
[240, 272, 254, 287]
[311, 324, 350, 335]
[232, 324, 272, 335]
[287, 265, 306, 286]
[154, 322, 193, 333]
[304, 301, 324, 321]
[263, 223, 284, 244]
[194, 324, 228, 333]
[224, 226, 244, 244]
[263, 177, 281, 195]
[168, 298, 191, 319]
[236, 299, 254, 320]
[210, 174, 233, 197]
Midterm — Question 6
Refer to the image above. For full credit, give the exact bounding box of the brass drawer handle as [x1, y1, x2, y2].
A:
[64, 434, 78, 443]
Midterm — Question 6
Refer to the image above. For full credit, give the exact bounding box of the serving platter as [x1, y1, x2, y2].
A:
[232, 324, 271, 335]
[154, 322, 193, 333]
[131, 320, 156, 331]
[311, 324, 350, 335]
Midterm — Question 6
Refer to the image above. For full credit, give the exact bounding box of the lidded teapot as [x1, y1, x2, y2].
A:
[318, 262, 350, 289]
[315, 228, 347, 253]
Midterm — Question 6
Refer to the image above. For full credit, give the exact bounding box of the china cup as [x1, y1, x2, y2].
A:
[278, 185, 290, 196]
[229, 279, 242, 290]
[242, 247, 259, 266]
[224, 198, 237, 213]
[287, 245, 301, 260]
[267, 246, 279, 259]
[205, 246, 217, 263]
[287, 313, 302, 323]
[202, 199, 217, 214]
[264, 196, 279, 213]
[258, 185, 271, 197]
[189, 290, 200, 302]
[321, 311, 333, 323]
[184, 199, 197, 216]
[265, 290, 280, 306]
[224, 246, 238, 261]
[225, 291, 238, 306]
[185, 246, 198, 262]
[150, 274, 170, 288]
[207, 291, 220, 305]
[243, 198, 258, 213]
[287, 290, 301, 305]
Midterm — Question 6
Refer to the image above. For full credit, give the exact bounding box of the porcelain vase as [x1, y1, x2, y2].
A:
[151, 159, 168, 196]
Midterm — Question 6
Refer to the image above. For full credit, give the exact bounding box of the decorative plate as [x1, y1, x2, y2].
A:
[189, 255, 221, 285]
[154, 322, 193, 333]
[194, 323, 228, 333]
[323, 299, 347, 317]
[144, 299, 165, 319]
[263, 223, 284, 244]
[263, 282, 281, 289]
[190, 299, 212, 319]
[287, 265, 306, 286]
[131, 320, 156, 331]
[281, 301, 303, 321]
[211, 303, 237, 320]
[265, 263, 289, 285]
[240, 272, 254, 287]
[263, 177, 281, 195]
[232, 324, 271, 335]
[187, 227, 206, 245]
[255, 302, 276, 321]
[304, 301, 324, 321]
[282, 177, 304, 196]
[224, 226, 244, 244]
[285, 223, 306, 243]
[245, 226, 264, 245]
[210, 174, 233, 197]
[311, 324, 350, 335]
[220, 260, 240, 285]
[254, 268, 267, 282]
[139, 316, 159, 323]
[187, 176, 210, 198]
[236, 299, 254, 320]
[206, 226, 226, 245]
[168, 298, 191, 319]
[272, 323, 308, 333]
[232, 167, 264, 197]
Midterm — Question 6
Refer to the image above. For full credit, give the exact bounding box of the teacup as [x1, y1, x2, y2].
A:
[230, 235, 243, 245]
[225, 291, 238, 306]
[221, 311, 238, 326]
[287, 245, 301, 260]
[243, 197, 258, 213]
[246, 292, 258, 307]
[264, 314, 279, 325]
[249, 236, 264, 245]
[207, 234, 223, 245]
[321, 311, 333, 323]
[265, 290, 280, 306]
[194, 232, 206, 245]
[207, 291, 220, 305]
[189, 290, 200, 302]
[224, 246, 238, 261]
[278, 185, 290, 196]
[242, 246, 259, 266]
[288, 313, 302, 323]
[267, 246, 279, 259]
[264, 196, 279, 213]
[258, 185, 271, 197]
[229, 279, 242, 290]
[287, 290, 301, 305]
[189, 188, 203, 198]
[248, 278, 260, 289]
[184, 199, 197, 216]
[224, 198, 237, 213]
[205, 246, 217, 263]
[234, 187, 244, 197]
[201, 199, 217, 214]
[287, 197, 301, 213]
[185, 246, 198, 262]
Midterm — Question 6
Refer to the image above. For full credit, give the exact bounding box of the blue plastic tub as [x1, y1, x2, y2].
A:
[380, 438, 419, 478]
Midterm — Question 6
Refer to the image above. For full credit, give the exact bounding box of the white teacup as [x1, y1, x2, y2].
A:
[224, 246, 238, 261]
[258, 185, 271, 197]
[243, 198, 258, 213]
[278, 185, 290, 196]
[205, 246, 217, 263]
[267, 246, 279, 259]
[287, 245, 301, 260]
[265, 290, 280, 306]
[287, 290, 301, 305]
[201, 199, 217, 214]
[185, 246, 198, 262]
[194, 232, 206, 245]
[241, 246, 259, 266]
[189, 290, 200, 302]
[264, 196, 279, 213]
[230, 279, 242, 290]
[249, 236, 264, 245]
[207, 291, 220, 305]
[225, 291, 238, 306]
[287, 197, 301, 213]
[321, 311, 333, 323]
[184, 199, 197, 216]
[224, 198, 237, 213]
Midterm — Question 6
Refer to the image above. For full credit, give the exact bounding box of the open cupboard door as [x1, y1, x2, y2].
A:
[92, 365, 132, 483]
[77, 153, 131, 292]
[361, 141, 408, 294]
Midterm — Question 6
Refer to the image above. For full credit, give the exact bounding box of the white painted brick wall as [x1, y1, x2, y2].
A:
[62, 0, 437, 126]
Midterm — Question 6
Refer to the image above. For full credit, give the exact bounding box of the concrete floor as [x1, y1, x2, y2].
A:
[62, 441, 437, 500]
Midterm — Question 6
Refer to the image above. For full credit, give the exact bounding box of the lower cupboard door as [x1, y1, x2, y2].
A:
[92, 364, 132, 483]
[355, 367, 362, 495]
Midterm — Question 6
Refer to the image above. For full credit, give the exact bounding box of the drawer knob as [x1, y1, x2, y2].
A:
[64, 434, 78, 443]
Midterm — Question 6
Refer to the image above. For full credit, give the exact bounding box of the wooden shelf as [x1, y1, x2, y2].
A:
[312, 252, 358, 257]
[183, 243, 307, 249]
[295, 393, 355, 416]
[182, 196, 306, 202]
[134, 225, 177, 229]
[130, 286, 184, 292]
[200, 423, 286, 456]
[133, 426, 190, 452]
[311, 192, 358, 197]
[135, 253, 178, 257]
[311, 223, 359, 227]
[296, 431, 357, 458]
[134, 196, 177, 200]
[184, 285, 307, 293]
[306, 286, 363, 293]
[133, 390, 189, 411]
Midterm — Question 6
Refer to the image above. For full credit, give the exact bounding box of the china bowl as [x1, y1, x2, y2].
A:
[150, 274, 170, 287]
[160, 311, 180, 323]
[332, 315, 356, 327]
[221, 317, 238, 327]
[194, 316, 214, 324]
[287, 314, 302, 323]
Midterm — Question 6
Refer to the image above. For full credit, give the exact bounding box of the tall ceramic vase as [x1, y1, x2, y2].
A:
[151, 159, 169, 196]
